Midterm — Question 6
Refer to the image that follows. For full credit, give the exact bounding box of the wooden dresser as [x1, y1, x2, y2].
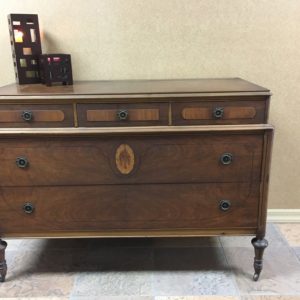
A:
[0, 78, 273, 282]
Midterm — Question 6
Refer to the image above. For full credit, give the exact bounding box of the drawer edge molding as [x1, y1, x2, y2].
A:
[0, 91, 272, 102]
[0, 124, 274, 136]
[0, 228, 257, 238]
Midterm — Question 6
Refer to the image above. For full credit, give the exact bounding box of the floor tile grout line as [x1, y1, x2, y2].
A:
[274, 222, 300, 264]
[273, 223, 300, 262]
[69, 270, 79, 300]
[144, 241, 237, 297]
[291, 246, 300, 263]
[150, 245, 155, 297]
[272, 222, 300, 266]
[219, 236, 243, 298]
[273, 222, 294, 247]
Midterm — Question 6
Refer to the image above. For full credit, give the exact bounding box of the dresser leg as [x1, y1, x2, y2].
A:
[0, 239, 7, 282]
[251, 237, 268, 281]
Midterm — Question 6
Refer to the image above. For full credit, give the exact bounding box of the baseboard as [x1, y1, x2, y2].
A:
[267, 209, 300, 223]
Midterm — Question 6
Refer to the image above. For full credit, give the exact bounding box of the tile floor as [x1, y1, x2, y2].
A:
[1, 223, 300, 299]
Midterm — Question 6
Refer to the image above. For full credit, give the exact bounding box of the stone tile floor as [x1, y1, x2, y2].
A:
[1, 223, 300, 299]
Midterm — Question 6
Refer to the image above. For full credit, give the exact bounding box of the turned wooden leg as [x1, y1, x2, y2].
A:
[251, 237, 268, 281]
[0, 239, 7, 282]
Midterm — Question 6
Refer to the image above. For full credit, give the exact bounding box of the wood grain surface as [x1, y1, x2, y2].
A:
[0, 104, 73, 127]
[0, 183, 259, 234]
[0, 110, 64, 122]
[174, 98, 266, 125]
[182, 106, 256, 120]
[78, 103, 167, 126]
[87, 108, 160, 122]
[0, 79, 270, 99]
[0, 79, 274, 283]
[0, 133, 263, 186]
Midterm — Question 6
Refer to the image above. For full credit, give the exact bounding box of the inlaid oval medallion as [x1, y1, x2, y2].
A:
[115, 144, 135, 175]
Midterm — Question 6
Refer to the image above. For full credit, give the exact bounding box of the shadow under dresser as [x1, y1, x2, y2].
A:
[0, 78, 273, 282]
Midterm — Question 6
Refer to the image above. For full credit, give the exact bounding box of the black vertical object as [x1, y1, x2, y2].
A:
[8, 14, 42, 84]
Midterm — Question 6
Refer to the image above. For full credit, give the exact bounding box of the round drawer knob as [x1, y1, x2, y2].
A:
[117, 110, 129, 121]
[220, 153, 233, 165]
[23, 203, 34, 214]
[213, 107, 224, 119]
[219, 200, 231, 211]
[16, 157, 29, 169]
[21, 110, 33, 122]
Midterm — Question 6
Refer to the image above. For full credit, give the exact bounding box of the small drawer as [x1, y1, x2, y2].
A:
[0, 183, 259, 234]
[0, 104, 74, 127]
[172, 99, 267, 125]
[77, 102, 169, 127]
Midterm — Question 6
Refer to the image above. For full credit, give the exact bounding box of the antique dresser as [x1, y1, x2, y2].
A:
[0, 78, 273, 282]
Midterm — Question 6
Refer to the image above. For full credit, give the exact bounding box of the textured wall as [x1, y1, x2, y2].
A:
[0, 0, 299, 208]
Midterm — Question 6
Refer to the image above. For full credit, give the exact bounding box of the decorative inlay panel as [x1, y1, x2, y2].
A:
[115, 144, 135, 175]
[182, 106, 256, 120]
[0, 110, 65, 122]
[87, 108, 159, 122]
[182, 107, 210, 120]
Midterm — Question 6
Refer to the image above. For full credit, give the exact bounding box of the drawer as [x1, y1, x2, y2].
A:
[77, 102, 169, 126]
[0, 104, 74, 127]
[172, 99, 267, 125]
[0, 133, 263, 186]
[0, 183, 259, 234]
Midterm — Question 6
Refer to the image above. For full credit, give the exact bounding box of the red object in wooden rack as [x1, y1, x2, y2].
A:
[39, 54, 73, 86]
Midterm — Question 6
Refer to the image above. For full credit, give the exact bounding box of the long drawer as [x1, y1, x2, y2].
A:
[0, 133, 263, 186]
[0, 183, 259, 234]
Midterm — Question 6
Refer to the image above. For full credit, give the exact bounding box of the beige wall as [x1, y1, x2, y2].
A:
[0, 0, 299, 208]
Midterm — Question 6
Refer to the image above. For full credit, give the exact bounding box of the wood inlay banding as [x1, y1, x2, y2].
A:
[182, 106, 256, 120]
[0, 110, 65, 122]
[182, 107, 210, 120]
[73, 103, 78, 127]
[225, 107, 256, 119]
[87, 109, 159, 122]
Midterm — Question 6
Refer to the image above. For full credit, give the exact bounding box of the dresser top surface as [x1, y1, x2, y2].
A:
[0, 78, 270, 98]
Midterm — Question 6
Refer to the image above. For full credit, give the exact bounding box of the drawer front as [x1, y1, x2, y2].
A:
[0, 133, 263, 186]
[0, 104, 74, 127]
[0, 183, 259, 234]
[172, 99, 266, 125]
[77, 102, 169, 126]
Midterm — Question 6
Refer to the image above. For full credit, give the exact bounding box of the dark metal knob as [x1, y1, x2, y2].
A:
[219, 200, 231, 211]
[16, 157, 29, 168]
[220, 153, 233, 165]
[21, 110, 33, 122]
[213, 107, 224, 119]
[23, 203, 34, 214]
[117, 110, 129, 121]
